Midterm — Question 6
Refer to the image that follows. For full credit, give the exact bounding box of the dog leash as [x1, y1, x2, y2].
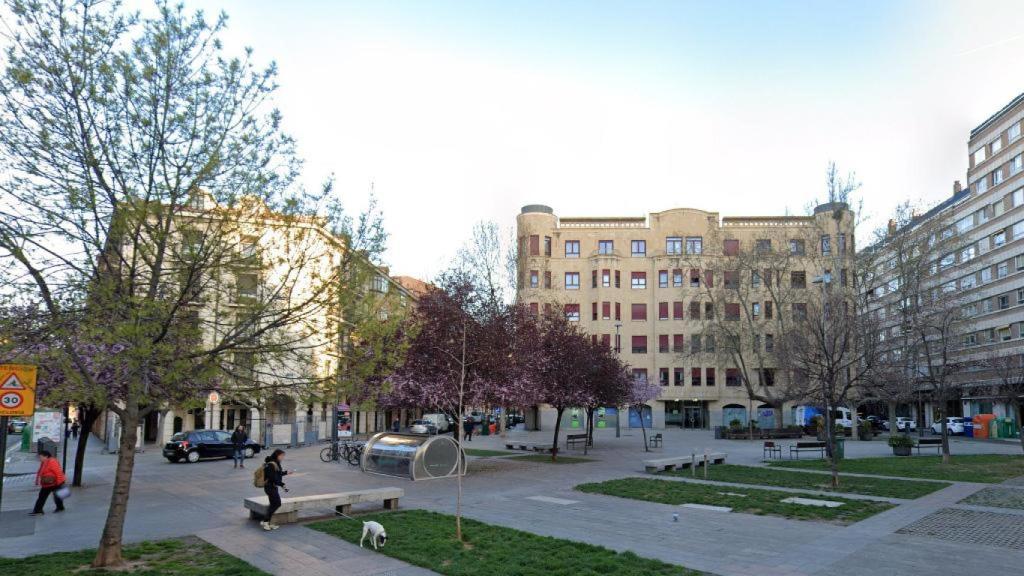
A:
[334, 510, 357, 521]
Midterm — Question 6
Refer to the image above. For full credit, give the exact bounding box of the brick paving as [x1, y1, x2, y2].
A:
[897, 507, 1024, 550]
[960, 486, 1024, 509]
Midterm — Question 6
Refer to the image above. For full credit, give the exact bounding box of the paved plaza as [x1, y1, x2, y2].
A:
[2, 428, 1023, 575]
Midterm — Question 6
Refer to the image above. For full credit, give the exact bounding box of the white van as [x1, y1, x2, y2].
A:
[422, 413, 452, 433]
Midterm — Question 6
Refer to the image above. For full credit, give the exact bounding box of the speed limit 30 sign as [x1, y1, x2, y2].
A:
[0, 364, 37, 417]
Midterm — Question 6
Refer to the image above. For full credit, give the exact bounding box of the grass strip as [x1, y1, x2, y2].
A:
[577, 477, 893, 523]
[771, 454, 1024, 483]
[663, 464, 948, 499]
[310, 509, 702, 575]
[0, 536, 268, 576]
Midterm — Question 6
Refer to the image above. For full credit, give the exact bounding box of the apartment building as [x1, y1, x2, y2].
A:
[861, 92, 1024, 428]
[516, 203, 854, 431]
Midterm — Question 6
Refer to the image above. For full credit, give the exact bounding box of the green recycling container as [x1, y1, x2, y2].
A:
[834, 437, 845, 460]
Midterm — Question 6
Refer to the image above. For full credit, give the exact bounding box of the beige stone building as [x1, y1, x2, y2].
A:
[516, 202, 854, 431]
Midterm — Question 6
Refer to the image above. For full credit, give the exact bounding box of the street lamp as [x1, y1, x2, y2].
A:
[615, 322, 622, 438]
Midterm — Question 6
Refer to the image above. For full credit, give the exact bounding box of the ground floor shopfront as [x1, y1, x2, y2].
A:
[532, 400, 787, 432]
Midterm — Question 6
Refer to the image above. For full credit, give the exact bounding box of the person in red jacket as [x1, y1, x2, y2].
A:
[30, 450, 66, 515]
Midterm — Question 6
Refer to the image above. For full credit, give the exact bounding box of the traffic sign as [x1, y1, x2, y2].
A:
[0, 364, 37, 417]
[208, 391, 220, 404]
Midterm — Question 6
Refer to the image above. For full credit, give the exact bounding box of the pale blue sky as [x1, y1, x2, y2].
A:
[172, 1, 1024, 277]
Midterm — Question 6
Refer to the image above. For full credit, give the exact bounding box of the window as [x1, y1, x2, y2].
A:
[673, 301, 684, 320]
[686, 236, 703, 254]
[564, 304, 580, 322]
[704, 270, 714, 288]
[789, 239, 805, 255]
[666, 237, 683, 255]
[1018, 254, 1024, 271]
[1010, 123, 1022, 142]
[631, 271, 646, 289]
[615, 270, 621, 288]
[1013, 155, 1024, 175]
[978, 176, 989, 194]
[544, 236, 552, 256]
[602, 301, 611, 320]
[543, 271, 552, 289]
[760, 368, 776, 387]
[631, 335, 648, 354]
[838, 234, 847, 254]
[659, 334, 669, 353]
[705, 335, 715, 353]
[1013, 188, 1024, 207]
[236, 273, 258, 300]
[601, 334, 611, 348]
[544, 303, 552, 316]
[529, 270, 539, 288]
[659, 270, 669, 288]
[602, 269, 611, 287]
[726, 368, 741, 387]
[752, 302, 761, 318]
[962, 245, 976, 262]
[529, 235, 540, 256]
[791, 271, 807, 289]
[690, 335, 701, 354]
[983, 298, 994, 313]
[689, 301, 700, 318]
[599, 240, 614, 255]
[840, 269, 848, 287]
[999, 326, 1012, 342]
[751, 271, 761, 287]
[765, 334, 774, 352]
[793, 303, 807, 320]
[704, 302, 714, 320]
[994, 168, 1004, 186]
[592, 302, 598, 321]
[820, 235, 831, 255]
[658, 302, 669, 320]
[689, 268, 701, 287]
[962, 333, 977, 346]
[673, 334, 684, 352]
[672, 269, 683, 287]
[615, 302, 621, 321]
[994, 230, 1006, 247]
[529, 302, 539, 316]
[1018, 288, 1024, 305]
[724, 270, 739, 289]
[631, 240, 646, 257]
[981, 267, 992, 283]
[998, 261, 1009, 278]
[706, 367, 716, 386]
[631, 303, 647, 321]
[565, 272, 580, 290]
[723, 239, 739, 256]
[691, 367, 702, 386]
[998, 295, 1010, 310]
[973, 147, 987, 165]
[961, 274, 976, 290]
[659, 368, 669, 386]
[565, 240, 580, 258]
[765, 301, 774, 320]
[725, 303, 740, 321]
[674, 368, 684, 386]
[756, 239, 771, 253]
[633, 368, 648, 382]
[939, 253, 954, 270]
[992, 137, 1003, 154]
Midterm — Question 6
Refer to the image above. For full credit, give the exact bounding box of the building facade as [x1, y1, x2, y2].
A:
[516, 203, 854, 431]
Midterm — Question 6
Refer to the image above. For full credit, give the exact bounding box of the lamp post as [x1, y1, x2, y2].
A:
[615, 322, 622, 438]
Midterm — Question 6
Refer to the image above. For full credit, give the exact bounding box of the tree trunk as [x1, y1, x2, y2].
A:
[887, 401, 897, 437]
[636, 406, 649, 452]
[72, 406, 101, 487]
[825, 406, 839, 488]
[92, 406, 139, 568]
[773, 403, 784, 430]
[1016, 400, 1024, 456]
[939, 402, 951, 465]
[551, 407, 564, 462]
[498, 406, 507, 439]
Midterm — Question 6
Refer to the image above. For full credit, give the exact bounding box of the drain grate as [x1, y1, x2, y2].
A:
[897, 508, 1024, 550]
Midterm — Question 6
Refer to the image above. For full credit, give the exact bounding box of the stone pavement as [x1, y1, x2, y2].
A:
[2, 427, 1023, 576]
[197, 523, 436, 576]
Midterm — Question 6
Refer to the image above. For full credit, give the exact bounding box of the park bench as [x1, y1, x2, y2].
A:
[244, 487, 403, 525]
[566, 433, 588, 449]
[643, 452, 727, 473]
[648, 433, 663, 448]
[789, 441, 826, 459]
[916, 438, 943, 454]
[763, 441, 782, 460]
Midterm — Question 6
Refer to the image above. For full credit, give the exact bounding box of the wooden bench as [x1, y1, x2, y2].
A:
[244, 487, 403, 524]
[648, 433, 663, 448]
[916, 438, 942, 454]
[566, 433, 588, 449]
[789, 441, 826, 459]
[643, 452, 726, 473]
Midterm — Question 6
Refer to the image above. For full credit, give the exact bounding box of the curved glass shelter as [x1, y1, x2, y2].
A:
[360, 432, 466, 481]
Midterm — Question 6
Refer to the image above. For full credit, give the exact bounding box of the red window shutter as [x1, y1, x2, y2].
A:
[543, 271, 551, 288]
[600, 334, 611, 347]
[704, 270, 714, 287]
[529, 302, 539, 315]
[543, 303, 552, 315]
[631, 335, 647, 350]
[690, 268, 700, 282]
[615, 270, 621, 287]
[691, 367, 701, 385]
[631, 303, 647, 321]
[592, 302, 598, 320]
[689, 301, 700, 318]
[658, 334, 669, 352]
[615, 302, 621, 320]
[673, 334, 684, 352]
[529, 235, 539, 256]
[726, 302, 740, 320]
[591, 270, 598, 288]
[707, 367, 716, 385]
[673, 301, 684, 319]
[602, 301, 611, 319]
[591, 335, 598, 345]
[658, 302, 669, 319]
[724, 239, 739, 256]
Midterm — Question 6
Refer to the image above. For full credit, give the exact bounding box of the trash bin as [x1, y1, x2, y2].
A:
[963, 421, 974, 437]
[834, 437, 845, 460]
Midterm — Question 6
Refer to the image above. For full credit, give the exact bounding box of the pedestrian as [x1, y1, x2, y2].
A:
[391, 418, 400, 433]
[231, 425, 249, 469]
[462, 417, 474, 442]
[259, 449, 289, 531]
[71, 419, 81, 440]
[30, 450, 66, 516]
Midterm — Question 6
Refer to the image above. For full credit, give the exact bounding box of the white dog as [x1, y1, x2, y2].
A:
[359, 521, 388, 550]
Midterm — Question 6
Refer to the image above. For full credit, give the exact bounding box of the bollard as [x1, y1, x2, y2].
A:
[704, 448, 709, 479]
[691, 453, 696, 477]
[673, 513, 679, 522]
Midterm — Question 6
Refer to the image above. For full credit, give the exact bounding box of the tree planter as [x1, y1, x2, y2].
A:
[892, 446, 912, 456]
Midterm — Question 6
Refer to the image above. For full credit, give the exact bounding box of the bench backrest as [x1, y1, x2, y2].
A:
[796, 442, 825, 448]
[567, 433, 587, 439]
[919, 438, 942, 444]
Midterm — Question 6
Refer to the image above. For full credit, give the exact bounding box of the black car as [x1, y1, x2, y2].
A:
[163, 430, 261, 463]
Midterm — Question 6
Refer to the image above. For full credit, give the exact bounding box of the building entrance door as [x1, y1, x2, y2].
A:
[682, 401, 706, 429]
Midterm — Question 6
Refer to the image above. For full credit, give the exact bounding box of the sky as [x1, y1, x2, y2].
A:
[171, 1, 1024, 278]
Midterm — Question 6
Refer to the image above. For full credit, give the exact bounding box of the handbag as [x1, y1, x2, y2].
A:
[41, 475, 57, 486]
[56, 486, 71, 500]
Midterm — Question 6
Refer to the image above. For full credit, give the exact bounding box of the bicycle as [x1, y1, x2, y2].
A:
[320, 440, 365, 466]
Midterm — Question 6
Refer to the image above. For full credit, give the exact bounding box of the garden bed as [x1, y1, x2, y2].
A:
[771, 454, 1024, 483]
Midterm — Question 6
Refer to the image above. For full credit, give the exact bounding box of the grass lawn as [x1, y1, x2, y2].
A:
[771, 454, 1024, 483]
[576, 477, 893, 523]
[0, 536, 266, 575]
[662, 464, 949, 499]
[464, 448, 519, 457]
[512, 454, 595, 464]
[310, 509, 701, 575]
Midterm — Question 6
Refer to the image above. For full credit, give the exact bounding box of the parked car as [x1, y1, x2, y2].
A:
[6, 419, 28, 434]
[409, 420, 438, 435]
[931, 417, 966, 435]
[864, 415, 885, 430]
[884, 417, 917, 432]
[163, 430, 262, 463]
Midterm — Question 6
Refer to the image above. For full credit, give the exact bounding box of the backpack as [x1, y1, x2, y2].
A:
[253, 463, 267, 488]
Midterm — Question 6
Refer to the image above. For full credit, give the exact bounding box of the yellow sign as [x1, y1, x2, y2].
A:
[0, 364, 37, 417]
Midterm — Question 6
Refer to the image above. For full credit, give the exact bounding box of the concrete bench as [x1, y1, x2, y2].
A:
[644, 452, 726, 473]
[916, 438, 942, 454]
[505, 442, 532, 451]
[531, 444, 555, 454]
[244, 487, 403, 524]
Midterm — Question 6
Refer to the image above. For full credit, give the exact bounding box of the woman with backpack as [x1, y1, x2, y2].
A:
[257, 449, 289, 531]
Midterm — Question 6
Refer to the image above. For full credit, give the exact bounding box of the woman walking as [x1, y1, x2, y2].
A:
[260, 449, 289, 531]
[30, 450, 66, 515]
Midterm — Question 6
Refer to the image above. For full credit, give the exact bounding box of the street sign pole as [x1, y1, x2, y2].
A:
[0, 415, 8, 511]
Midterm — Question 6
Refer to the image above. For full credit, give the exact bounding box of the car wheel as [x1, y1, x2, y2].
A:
[186, 450, 201, 463]
[244, 447, 255, 459]
[166, 457, 180, 463]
